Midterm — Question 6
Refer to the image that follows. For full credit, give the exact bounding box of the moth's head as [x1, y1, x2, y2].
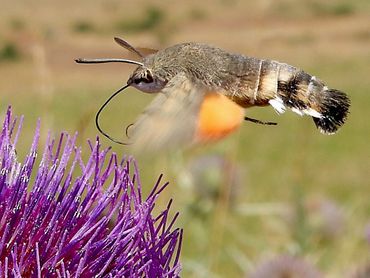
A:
[75, 37, 167, 93]
[127, 66, 167, 93]
[75, 37, 175, 146]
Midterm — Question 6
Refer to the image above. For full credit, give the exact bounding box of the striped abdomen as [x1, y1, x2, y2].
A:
[229, 57, 350, 134]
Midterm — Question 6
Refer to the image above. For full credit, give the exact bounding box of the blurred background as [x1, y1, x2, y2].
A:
[1, 0, 369, 277]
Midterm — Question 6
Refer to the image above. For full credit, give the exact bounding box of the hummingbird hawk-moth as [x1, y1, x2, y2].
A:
[76, 37, 350, 151]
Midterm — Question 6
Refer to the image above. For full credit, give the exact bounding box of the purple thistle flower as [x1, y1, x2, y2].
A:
[0, 107, 182, 277]
[351, 263, 370, 278]
[365, 222, 370, 246]
[305, 198, 345, 240]
[249, 255, 322, 278]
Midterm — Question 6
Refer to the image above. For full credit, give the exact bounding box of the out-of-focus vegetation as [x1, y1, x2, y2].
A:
[0, 42, 21, 62]
[71, 20, 97, 34]
[0, 0, 369, 277]
[115, 6, 165, 33]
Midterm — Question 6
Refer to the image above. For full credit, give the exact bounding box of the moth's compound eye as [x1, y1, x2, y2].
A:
[133, 77, 144, 84]
[133, 72, 153, 84]
[128, 70, 166, 93]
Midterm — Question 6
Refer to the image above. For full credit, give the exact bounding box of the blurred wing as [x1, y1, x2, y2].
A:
[129, 73, 205, 152]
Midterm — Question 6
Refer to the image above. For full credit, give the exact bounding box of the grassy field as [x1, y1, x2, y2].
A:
[1, 0, 370, 277]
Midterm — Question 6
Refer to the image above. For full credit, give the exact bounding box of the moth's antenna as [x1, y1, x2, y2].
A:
[95, 84, 132, 145]
[244, 116, 277, 126]
[75, 58, 143, 66]
[114, 37, 144, 58]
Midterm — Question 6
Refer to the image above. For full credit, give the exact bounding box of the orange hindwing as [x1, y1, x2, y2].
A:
[196, 93, 245, 142]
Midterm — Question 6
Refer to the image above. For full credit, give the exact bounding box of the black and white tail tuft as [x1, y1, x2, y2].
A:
[267, 67, 351, 135]
[313, 89, 350, 134]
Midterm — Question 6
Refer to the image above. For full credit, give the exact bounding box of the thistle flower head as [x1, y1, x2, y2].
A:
[365, 222, 370, 245]
[351, 263, 370, 278]
[249, 255, 322, 278]
[305, 198, 345, 239]
[0, 107, 182, 277]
